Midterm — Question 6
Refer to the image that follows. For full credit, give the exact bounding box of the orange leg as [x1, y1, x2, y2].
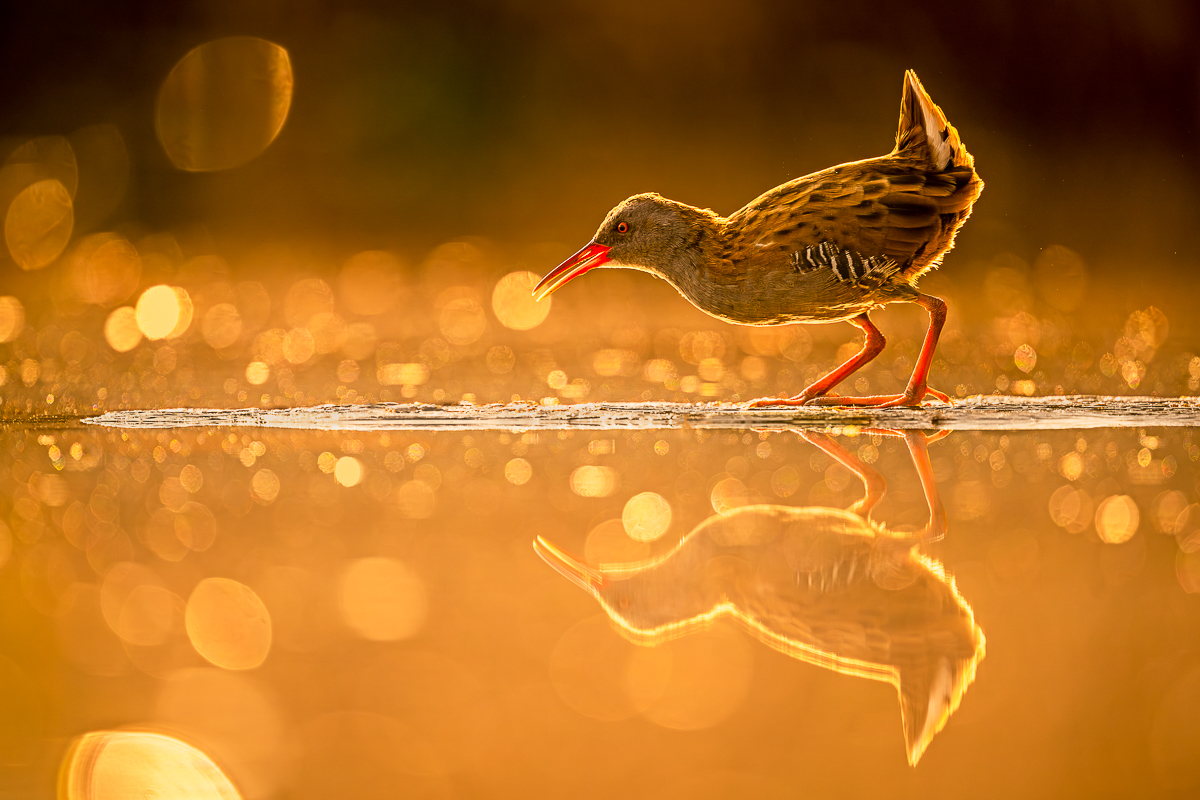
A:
[809, 294, 950, 408]
[745, 314, 886, 408]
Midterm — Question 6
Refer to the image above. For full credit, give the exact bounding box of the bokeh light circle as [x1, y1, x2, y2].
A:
[338, 251, 403, 316]
[0, 297, 25, 343]
[622, 492, 673, 541]
[185, 578, 272, 670]
[438, 297, 487, 345]
[61, 730, 242, 800]
[156, 37, 293, 172]
[136, 285, 193, 340]
[69, 232, 142, 306]
[492, 271, 550, 330]
[104, 307, 142, 352]
[202, 303, 243, 349]
[633, 626, 754, 731]
[334, 456, 362, 487]
[550, 614, 642, 722]
[504, 457, 532, 485]
[571, 466, 618, 498]
[1095, 495, 1140, 544]
[245, 361, 270, 385]
[338, 557, 428, 641]
[4, 178, 73, 270]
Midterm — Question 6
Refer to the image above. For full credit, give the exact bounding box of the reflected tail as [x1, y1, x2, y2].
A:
[896, 651, 981, 766]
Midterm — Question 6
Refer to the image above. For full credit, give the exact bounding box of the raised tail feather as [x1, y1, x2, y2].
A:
[895, 70, 974, 172]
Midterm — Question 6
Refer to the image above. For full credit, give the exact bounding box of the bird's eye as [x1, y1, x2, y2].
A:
[617, 222, 629, 234]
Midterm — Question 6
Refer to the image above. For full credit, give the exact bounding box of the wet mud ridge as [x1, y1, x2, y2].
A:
[85, 395, 1200, 432]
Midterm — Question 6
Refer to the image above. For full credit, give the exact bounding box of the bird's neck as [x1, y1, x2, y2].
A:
[638, 212, 730, 306]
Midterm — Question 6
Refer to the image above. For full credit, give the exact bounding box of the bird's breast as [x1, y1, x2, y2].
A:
[673, 255, 907, 326]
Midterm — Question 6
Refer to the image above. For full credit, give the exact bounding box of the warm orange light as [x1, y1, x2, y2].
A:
[338, 557, 427, 641]
[0, 296, 25, 343]
[536, 503, 985, 766]
[548, 614, 641, 722]
[59, 730, 242, 800]
[622, 492, 672, 541]
[377, 362, 428, 387]
[393, 481, 435, 518]
[584, 519, 649, 567]
[630, 626, 753, 731]
[709, 476, 750, 514]
[334, 456, 362, 487]
[104, 307, 142, 352]
[185, 578, 272, 670]
[202, 303, 243, 349]
[492, 271, 550, 330]
[114, 585, 183, 647]
[339, 251, 404, 315]
[136, 285, 192, 340]
[504, 457, 532, 485]
[69, 232, 141, 306]
[4, 179, 73, 270]
[251, 469, 280, 503]
[1095, 494, 1139, 544]
[570, 465, 618, 497]
[245, 361, 270, 385]
[438, 296, 487, 345]
[282, 327, 315, 364]
[1048, 485, 1093, 534]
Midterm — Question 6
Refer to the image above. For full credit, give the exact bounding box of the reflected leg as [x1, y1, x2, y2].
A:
[826, 427, 948, 541]
[903, 430, 947, 543]
[798, 430, 887, 518]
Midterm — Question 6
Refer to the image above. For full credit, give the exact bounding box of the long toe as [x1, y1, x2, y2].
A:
[924, 387, 953, 404]
[743, 395, 810, 409]
[875, 386, 952, 408]
[808, 387, 951, 408]
[743, 389, 850, 408]
[810, 393, 908, 407]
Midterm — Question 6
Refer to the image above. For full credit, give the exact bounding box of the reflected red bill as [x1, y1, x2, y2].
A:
[532, 242, 611, 301]
[533, 536, 607, 592]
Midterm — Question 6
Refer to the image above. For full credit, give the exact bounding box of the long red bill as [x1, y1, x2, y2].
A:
[533, 536, 607, 593]
[532, 242, 611, 301]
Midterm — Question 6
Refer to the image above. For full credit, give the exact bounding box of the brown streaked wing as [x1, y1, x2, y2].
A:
[725, 155, 977, 271]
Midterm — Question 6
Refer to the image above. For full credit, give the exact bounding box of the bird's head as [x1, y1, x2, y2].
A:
[532, 533, 727, 639]
[533, 193, 717, 301]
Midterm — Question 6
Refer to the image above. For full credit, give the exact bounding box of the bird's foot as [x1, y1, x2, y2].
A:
[809, 386, 952, 408]
[742, 390, 840, 409]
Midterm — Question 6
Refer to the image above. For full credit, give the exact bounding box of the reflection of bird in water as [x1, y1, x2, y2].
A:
[535, 430, 983, 766]
[533, 71, 983, 407]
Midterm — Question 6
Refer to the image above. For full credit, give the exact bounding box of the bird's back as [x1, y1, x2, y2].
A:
[721, 71, 983, 310]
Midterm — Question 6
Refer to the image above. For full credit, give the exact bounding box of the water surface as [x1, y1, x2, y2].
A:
[4, 416, 1200, 798]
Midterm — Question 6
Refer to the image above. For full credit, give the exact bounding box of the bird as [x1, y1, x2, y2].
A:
[533, 70, 983, 407]
[533, 430, 984, 766]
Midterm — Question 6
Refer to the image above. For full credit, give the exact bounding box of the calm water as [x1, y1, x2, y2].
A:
[3, 414, 1200, 798]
